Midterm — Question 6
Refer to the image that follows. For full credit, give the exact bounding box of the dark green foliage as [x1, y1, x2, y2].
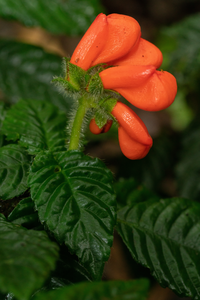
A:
[0, 0, 103, 36]
[0, 41, 72, 111]
[2, 99, 67, 154]
[117, 197, 200, 299]
[28, 150, 116, 280]
[0, 214, 59, 300]
[33, 279, 149, 300]
[7, 197, 39, 229]
[0, 144, 31, 200]
[176, 118, 200, 201]
[118, 135, 174, 191]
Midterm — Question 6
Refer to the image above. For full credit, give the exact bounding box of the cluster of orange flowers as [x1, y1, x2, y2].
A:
[70, 13, 177, 159]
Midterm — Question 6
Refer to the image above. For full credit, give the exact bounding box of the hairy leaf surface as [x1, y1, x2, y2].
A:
[117, 197, 200, 299]
[2, 99, 67, 154]
[0, 144, 31, 200]
[0, 0, 103, 35]
[0, 40, 72, 111]
[28, 150, 116, 280]
[33, 279, 149, 300]
[0, 214, 59, 300]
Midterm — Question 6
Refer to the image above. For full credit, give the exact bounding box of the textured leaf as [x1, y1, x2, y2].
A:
[2, 99, 67, 154]
[0, 213, 59, 300]
[117, 197, 200, 299]
[176, 118, 200, 201]
[28, 150, 116, 280]
[33, 279, 149, 300]
[0, 40, 72, 111]
[7, 197, 39, 229]
[0, 0, 104, 36]
[0, 144, 32, 200]
[118, 135, 174, 191]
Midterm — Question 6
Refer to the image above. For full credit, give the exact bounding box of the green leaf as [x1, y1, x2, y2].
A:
[0, 213, 59, 300]
[0, 144, 32, 200]
[33, 279, 149, 300]
[0, 40, 72, 111]
[7, 197, 39, 229]
[0, 0, 104, 36]
[28, 150, 116, 280]
[2, 99, 67, 154]
[176, 118, 200, 201]
[117, 197, 200, 299]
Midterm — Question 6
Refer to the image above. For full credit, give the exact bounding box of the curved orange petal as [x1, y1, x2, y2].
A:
[112, 70, 177, 111]
[70, 13, 108, 70]
[112, 102, 152, 145]
[92, 14, 141, 66]
[118, 126, 152, 160]
[100, 65, 156, 89]
[89, 119, 112, 134]
[111, 38, 163, 69]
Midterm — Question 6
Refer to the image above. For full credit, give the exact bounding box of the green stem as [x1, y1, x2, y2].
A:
[68, 98, 89, 151]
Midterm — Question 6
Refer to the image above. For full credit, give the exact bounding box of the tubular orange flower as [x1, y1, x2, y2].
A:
[69, 13, 177, 159]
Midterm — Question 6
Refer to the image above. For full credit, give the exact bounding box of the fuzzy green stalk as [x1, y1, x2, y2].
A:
[68, 97, 90, 151]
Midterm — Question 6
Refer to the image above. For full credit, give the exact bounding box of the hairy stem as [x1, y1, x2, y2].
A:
[68, 98, 89, 151]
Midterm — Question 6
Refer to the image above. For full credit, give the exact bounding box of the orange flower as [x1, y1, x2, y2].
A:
[70, 13, 177, 159]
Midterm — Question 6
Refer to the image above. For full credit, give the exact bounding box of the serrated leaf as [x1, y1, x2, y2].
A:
[0, 40, 72, 111]
[28, 150, 116, 280]
[0, 144, 32, 200]
[7, 197, 39, 229]
[33, 278, 149, 300]
[0, 0, 104, 36]
[0, 213, 59, 300]
[176, 118, 200, 201]
[116, 197, 200, 299]
[2, 99, 67, 154]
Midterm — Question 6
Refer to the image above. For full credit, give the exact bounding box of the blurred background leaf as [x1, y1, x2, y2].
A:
[0, 0, 104, 36]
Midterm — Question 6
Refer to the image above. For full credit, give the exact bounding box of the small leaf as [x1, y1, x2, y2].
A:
[0, 214, 59, 300]
[0, 40, 72, 111]
[7, 197, 39, 229]
[33, 278, 149, 300]
[0, 144, 32, 200]
[117, 197, 200, 299]
[0, 0, 104, 36]
[2, 99, 67, 154]
[28, 150, 116, 280]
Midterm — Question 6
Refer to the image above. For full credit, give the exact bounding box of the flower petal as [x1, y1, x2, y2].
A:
[70, 13, 108, 70]
[89, 119, 112, 134]
[92, 14, 141, 66]
[112, 70, 177, 111]
[111, 38, 163, 69]
[118, 126, 152, 160]
[111, 102, 152, 145]
[100, 65, 156, 89]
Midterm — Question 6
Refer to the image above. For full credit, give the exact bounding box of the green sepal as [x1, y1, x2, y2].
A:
[94, 111, 108, 129]
[86, 72, 104, 95]
[64, 58, 86, 90]
[52, 77, 80, 94]
[102, 98, 117, 113]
